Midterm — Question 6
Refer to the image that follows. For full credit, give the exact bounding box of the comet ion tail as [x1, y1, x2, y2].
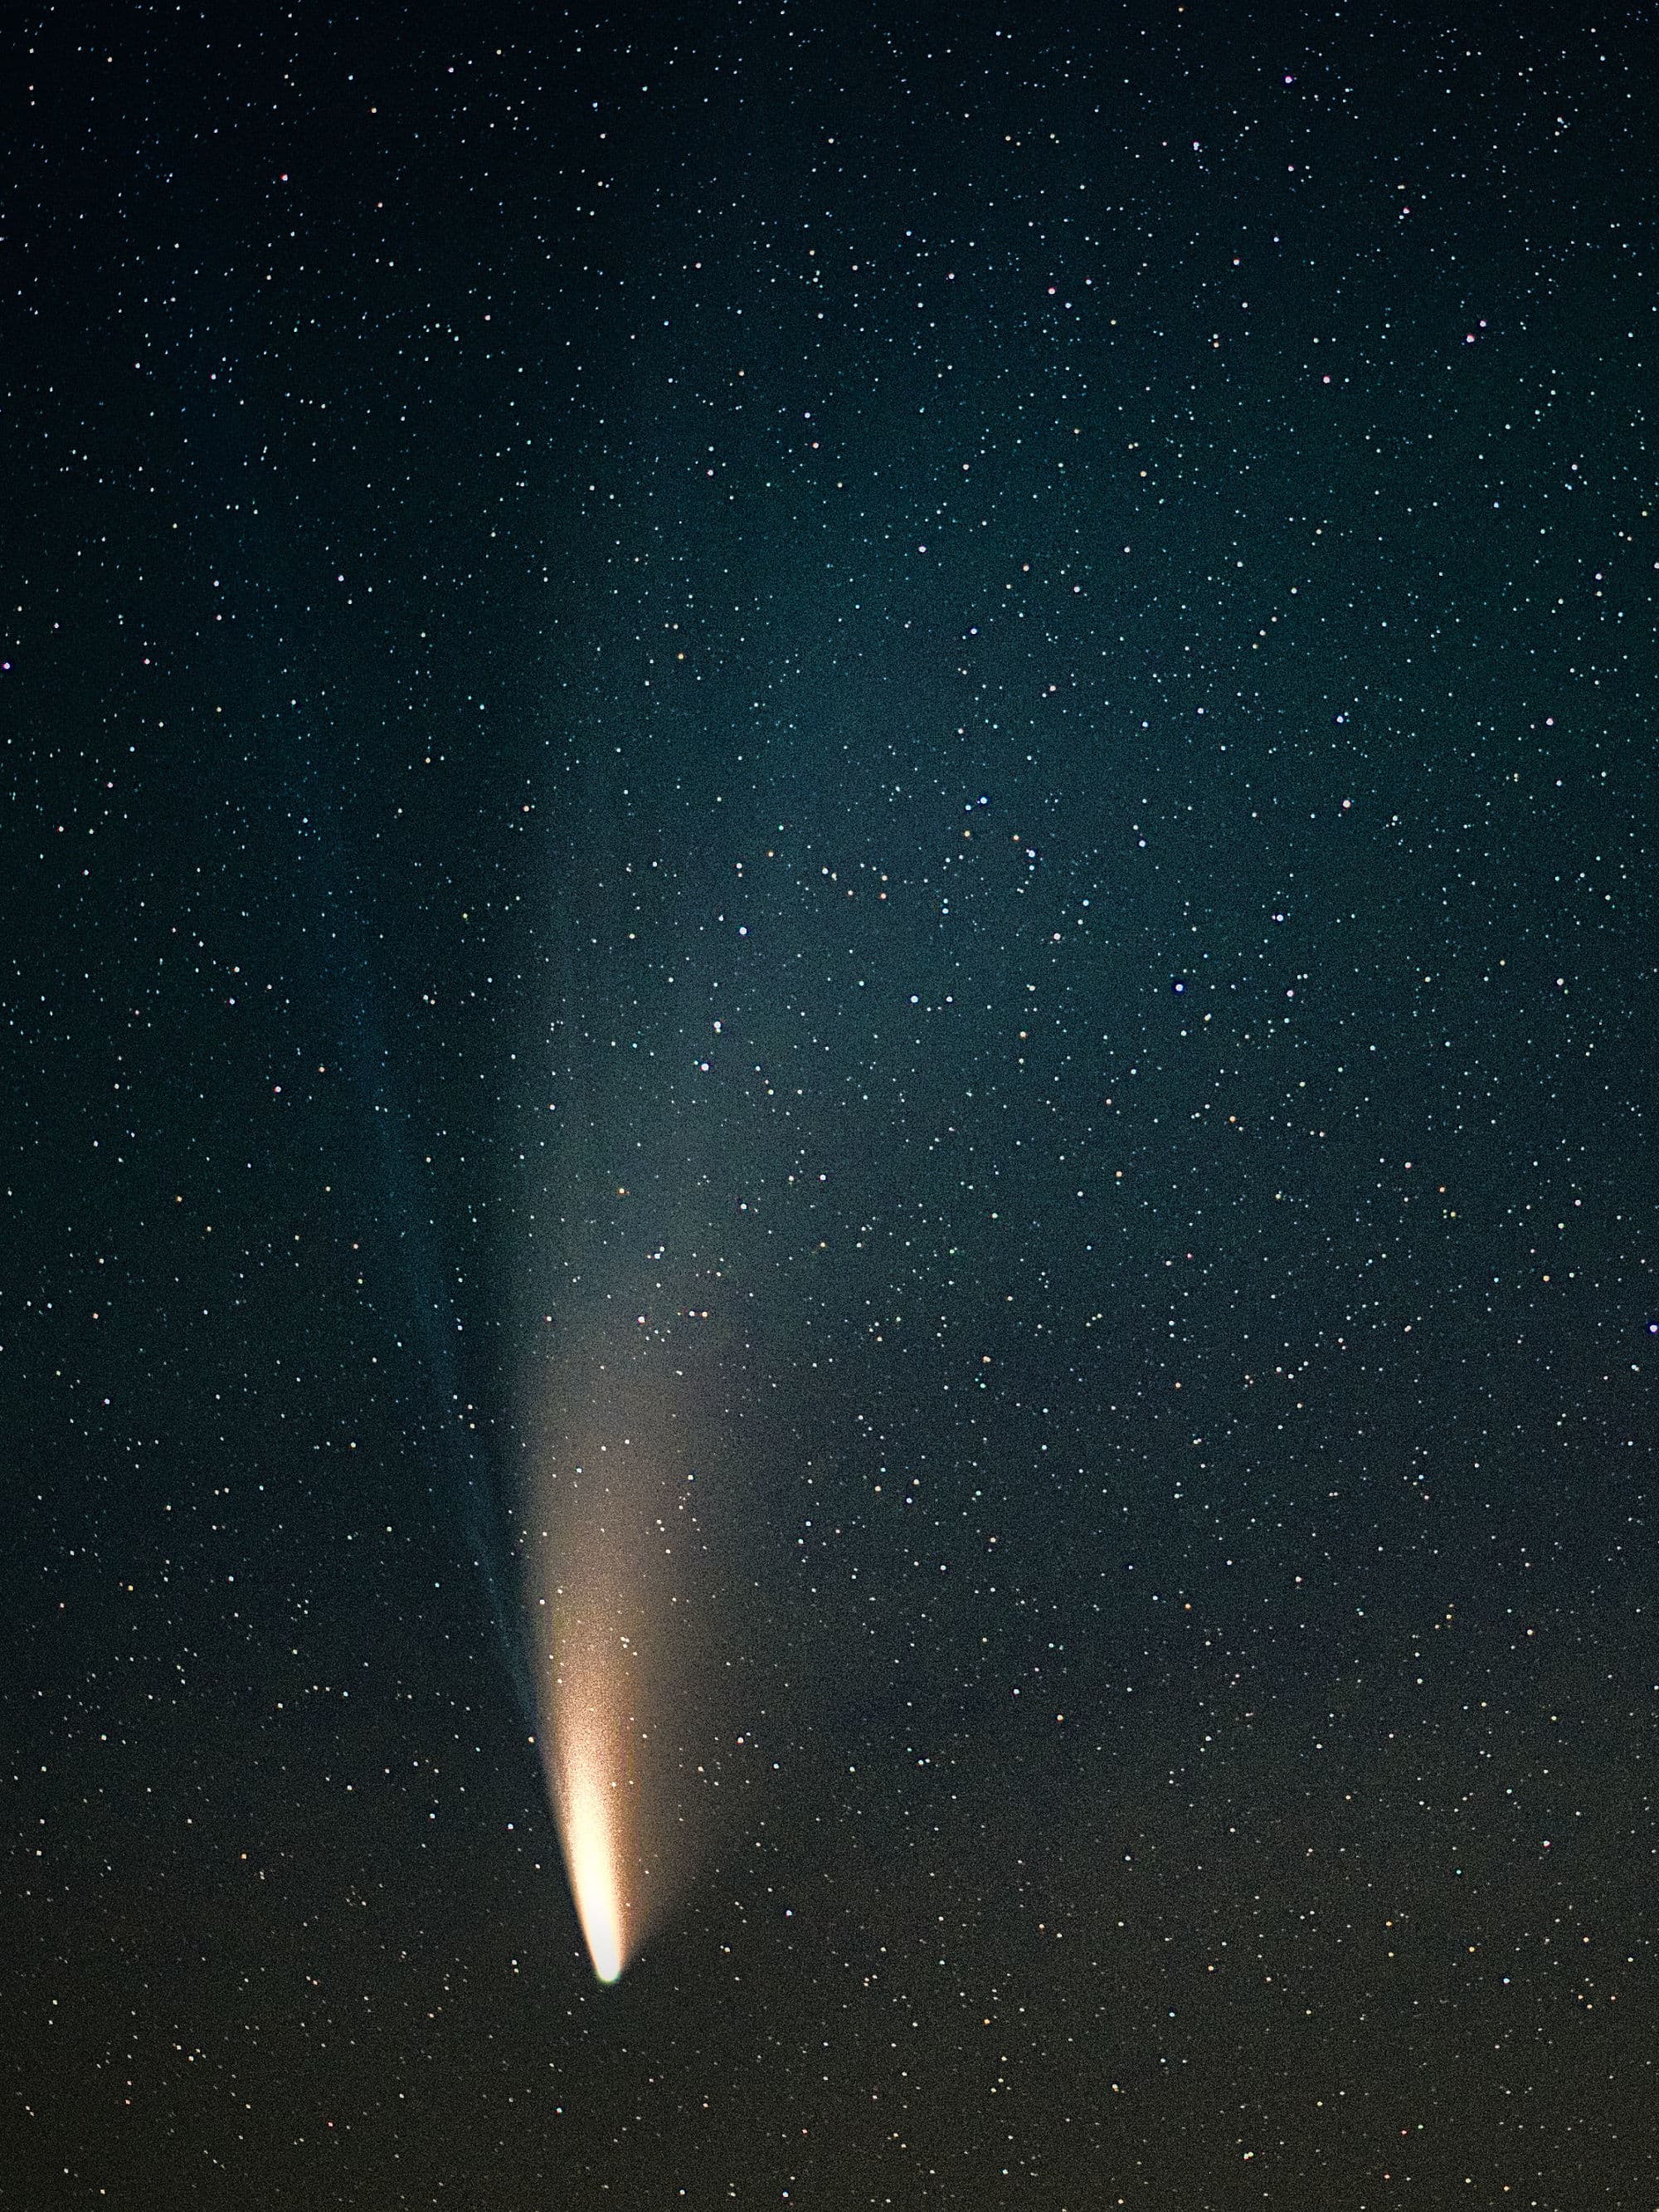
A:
[558, 1724, 626, 1984]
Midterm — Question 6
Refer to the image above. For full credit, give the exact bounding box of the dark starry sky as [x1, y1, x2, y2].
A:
[6, 3, 1657, 2205]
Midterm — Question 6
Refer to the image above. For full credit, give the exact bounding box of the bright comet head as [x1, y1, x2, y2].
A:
[536, 1574, 644, 1985]
[560, 1739, 627, 1984]
[523, 1384, 713, 1988]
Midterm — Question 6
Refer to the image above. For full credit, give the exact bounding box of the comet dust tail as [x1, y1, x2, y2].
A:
[547, 1611, 634, 1984]
[520, 1309, 733, 1984]
[525, 1425, 687, 1986]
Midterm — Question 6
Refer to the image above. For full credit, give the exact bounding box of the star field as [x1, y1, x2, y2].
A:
[4, 5, 1657, 2206]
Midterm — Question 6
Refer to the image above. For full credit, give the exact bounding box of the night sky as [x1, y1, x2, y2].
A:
[7, 4, 1658, 2205]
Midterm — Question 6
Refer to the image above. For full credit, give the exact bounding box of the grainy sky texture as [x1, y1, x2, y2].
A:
[6, 4, 1657, 2206]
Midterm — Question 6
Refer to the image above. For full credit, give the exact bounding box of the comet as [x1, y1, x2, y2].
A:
[520, 1309, 727, 1985]
[526, 1427, 674, 1986]
[562, 1756, 625, 1983]
[545, 1601, 635, 1985]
